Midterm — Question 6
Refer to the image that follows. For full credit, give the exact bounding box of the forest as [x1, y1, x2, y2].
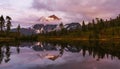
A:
[0, 14, 120, 41]
[38, 14, 120, 41]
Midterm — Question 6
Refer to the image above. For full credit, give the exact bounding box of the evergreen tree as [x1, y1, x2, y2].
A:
[17, 24, 21, 38]
[92, 19, 96, 30]
[82, 21, 86, 31]
[17, 24, 21, 33]
[6, 16, 12, 32]
[0, 15, 5, 32]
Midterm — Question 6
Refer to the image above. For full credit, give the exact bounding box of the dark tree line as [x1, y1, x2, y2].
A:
[0, 15, 23, 41]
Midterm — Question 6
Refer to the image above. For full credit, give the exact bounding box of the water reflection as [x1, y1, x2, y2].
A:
[0, 41, 120, 64]
[0, 46, 10, 64]
[33, 41, 120, 61]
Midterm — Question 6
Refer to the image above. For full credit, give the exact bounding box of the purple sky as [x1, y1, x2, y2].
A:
[0, 0, 120, 28]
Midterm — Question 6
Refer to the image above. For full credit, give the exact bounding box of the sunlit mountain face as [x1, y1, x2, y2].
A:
[48, 15, 61, 21]
[38, 15, 61, 24]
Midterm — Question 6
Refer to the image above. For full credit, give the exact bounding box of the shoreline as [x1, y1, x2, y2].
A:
[0, 37, 15, 42]
[38, 36, 120, 42]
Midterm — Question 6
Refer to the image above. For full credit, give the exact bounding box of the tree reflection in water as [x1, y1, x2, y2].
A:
[0, 40, 120, 63]
[0, 42, 20, 64]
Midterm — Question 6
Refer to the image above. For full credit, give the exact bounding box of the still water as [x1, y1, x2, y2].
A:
[0, 41, 120, 69]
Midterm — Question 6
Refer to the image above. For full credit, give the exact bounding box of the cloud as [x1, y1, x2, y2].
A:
[32, 0, 120, 22]
[0, 0, 120, 28]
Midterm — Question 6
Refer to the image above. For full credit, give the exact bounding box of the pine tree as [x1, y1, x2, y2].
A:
[6, 16, 12, 32]
[82, 21, 86, 31]
[0, 15, 5, 32]
[17, 24, 21, 33]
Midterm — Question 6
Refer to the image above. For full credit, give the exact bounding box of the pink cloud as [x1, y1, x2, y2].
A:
[0, 0, 120, 27]
[32, 0, 120, 21]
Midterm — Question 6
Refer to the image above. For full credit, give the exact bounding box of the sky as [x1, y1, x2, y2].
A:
[0, 0, 120, 28]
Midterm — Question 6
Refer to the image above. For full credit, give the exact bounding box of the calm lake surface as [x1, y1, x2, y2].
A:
[0, 41, 120, 69]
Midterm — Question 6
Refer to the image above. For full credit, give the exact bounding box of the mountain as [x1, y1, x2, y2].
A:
[33, 24, 44, 30]
[43, 24, 57, 32]
[38, 15, 61, 24]
[32, 24, 57, 33]
[10, 23, 81, 35]
[11, 22, 82, 35]
[32, 15, 62, 33]
[11, 28, 36, 35]
[32, 22, 81, 33]
[65, 23, 82, 30]
[48, 15, 61, 20]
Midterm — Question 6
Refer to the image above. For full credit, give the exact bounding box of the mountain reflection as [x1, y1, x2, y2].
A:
[0, 41, 120, 64]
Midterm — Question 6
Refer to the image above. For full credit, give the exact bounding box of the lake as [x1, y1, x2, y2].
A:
[0, 41, 120, 69]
